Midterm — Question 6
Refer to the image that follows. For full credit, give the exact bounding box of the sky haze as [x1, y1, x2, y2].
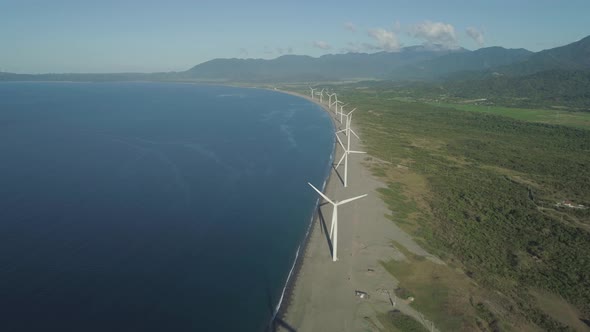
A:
[1, 0, 589, 73]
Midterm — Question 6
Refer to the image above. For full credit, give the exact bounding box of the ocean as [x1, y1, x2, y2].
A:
[0, 82, 334, 331]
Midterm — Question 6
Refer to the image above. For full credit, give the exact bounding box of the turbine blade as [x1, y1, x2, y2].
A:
[337, 194, 368, 205]
[347, 108, 356, 116]
[336, 153, 345, 169]
[349, 150, 366, 154]
[350, 129, 360, 139]
[307, 182, 334, 205]
[335, 134, 346, 150]
[335, 129, 346, 134]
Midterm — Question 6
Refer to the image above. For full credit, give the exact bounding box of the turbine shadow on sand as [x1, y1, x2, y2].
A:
[317, 203, 334, 258]
[331, 163, 345, 187]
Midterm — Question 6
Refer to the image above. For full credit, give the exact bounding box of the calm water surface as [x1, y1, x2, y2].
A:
[0, 82, 333, 331]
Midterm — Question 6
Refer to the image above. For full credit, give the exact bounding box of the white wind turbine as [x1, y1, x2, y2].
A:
[326, 92, 335, 110]
[308, 182, 367, 262]
[333, 97, 343, 115]
[335, 121, 365, 187]
[338, 103, 348, 123]
[330, 93, 338, 111]
[317, 89, 325, 103]
[309, 87, 316, 100]
[336, 108, 360, 139]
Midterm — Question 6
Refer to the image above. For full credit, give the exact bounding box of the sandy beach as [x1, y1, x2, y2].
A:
[275, 91, 442, 332]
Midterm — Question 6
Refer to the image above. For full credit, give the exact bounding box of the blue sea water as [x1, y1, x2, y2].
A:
[0, 82, 334, 331]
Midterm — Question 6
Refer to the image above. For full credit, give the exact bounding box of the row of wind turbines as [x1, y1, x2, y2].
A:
[307, 87, 367, 262]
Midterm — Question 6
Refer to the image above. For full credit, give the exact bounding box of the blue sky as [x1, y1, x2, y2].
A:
[1, 0, 589, 73]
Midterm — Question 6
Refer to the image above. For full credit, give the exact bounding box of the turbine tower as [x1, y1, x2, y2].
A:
[331, 94, 339, 112]
[336, 108, 360, 139]
[309, 87, 316, 100]
[327, 92, 335, 110]
[318, 89, 325, 104]
[333, 98, 342, 115]
[308, 182, 367, 262]
[335, 125, 365, 187]
[338, 103, 348, 123]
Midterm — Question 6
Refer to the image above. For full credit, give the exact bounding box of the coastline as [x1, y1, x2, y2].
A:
[268, 89, 339, 323]
[273, 88, 443, 332]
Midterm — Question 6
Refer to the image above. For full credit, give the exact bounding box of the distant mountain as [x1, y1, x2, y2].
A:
[182, 46, 466, 82]
[388, 47, 533, 81]
[485, 35, 590, 77]
[1, 35, 589, 83]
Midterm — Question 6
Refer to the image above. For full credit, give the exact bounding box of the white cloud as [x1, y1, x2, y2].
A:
[466, 27, 485, 47]
[367, 28, 401, 51]
[409, 21, 457, 47]
[312, 40, 332, 50]
[344, 22, 357, 32]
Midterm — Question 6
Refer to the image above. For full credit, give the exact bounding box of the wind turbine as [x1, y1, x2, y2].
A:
[318, 89, 325, 103]
[308, 182, 367, 262]
[327, 92, 335, 110]
[335, 126, 365, 187]
[309, 87, 316, 100]
[336, 108, 360, 139]
[330, 94, 338, 111]
[333, 96, 342, 115]
[338, 103, 348, 123]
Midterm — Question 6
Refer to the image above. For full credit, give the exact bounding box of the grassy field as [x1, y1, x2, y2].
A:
[431, 102, 590, 130]
[339, 89, 590, 331]
[377, 310, 430, 332]
[382, 241, 478, 331]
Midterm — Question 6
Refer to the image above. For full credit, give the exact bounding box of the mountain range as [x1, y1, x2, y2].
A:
[181, 34, 590, 82]
[181, 45, 465, 82]
[1, 35, 589, 84]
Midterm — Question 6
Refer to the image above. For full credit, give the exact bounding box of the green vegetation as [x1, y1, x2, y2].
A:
[377, 183, 419, 223]
[378, 311, 429, 332]
[429, 103, 590, 130]
[442, 70, 590, 110]
[381, 243, 469, 331]
[350, 69, 590, 112]
[531, 289, 590, 331]
[344, 90, 590, 330]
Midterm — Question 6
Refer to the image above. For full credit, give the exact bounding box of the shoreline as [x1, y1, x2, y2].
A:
[273, 88, 442, 332]
[268, 89, 340, 323]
